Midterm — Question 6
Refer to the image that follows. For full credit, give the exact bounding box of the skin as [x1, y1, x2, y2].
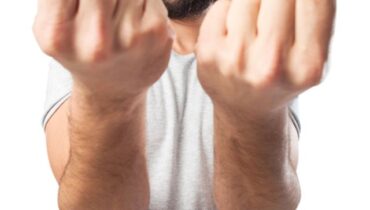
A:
[33, 0, 335, 209]
[197, 1, 335, 209]
[34, 0, 172, 209]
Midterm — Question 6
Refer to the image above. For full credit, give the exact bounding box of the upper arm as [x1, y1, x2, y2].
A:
[43, 60, 73, 183]
[45, 98, 71, 183]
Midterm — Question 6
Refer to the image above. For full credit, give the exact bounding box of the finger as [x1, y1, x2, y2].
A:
[145, 0, 168, 16]
[34, 0, 78, 57]
[78, 0, 116, 18]
[141, 0, 174, 45]
[198, 0, 231, 44]
[143, 0, 168, 26]
[257, 0, 295, 44]
[36, 0, 77, 22]
[227, 0, 260, 41]
[295, 0, 336, 55]
[115, 0, 146, 49]
[75, 0, 117, 59]
[114, 0, 144, 22]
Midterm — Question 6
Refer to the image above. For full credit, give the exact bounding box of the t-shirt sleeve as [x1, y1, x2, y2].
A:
[289, 99, 301, 136]
[42, 59, 72, 129]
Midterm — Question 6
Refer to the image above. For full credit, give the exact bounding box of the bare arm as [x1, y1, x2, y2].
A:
[195, 0, 335, 209]
[46, 93, 149, 210]
[45, 99, 70, 183]
[213, 107, 300, 210]
[34, 0, 173, 209]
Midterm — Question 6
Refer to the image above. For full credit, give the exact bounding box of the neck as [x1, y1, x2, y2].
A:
[170, 16, 204, 55]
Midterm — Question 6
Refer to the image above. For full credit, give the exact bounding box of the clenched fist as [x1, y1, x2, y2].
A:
[196, 0, 336, 118]
[33, 0, 174, 99]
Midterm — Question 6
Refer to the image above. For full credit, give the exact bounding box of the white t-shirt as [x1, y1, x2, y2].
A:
[43, 52, 300, 210]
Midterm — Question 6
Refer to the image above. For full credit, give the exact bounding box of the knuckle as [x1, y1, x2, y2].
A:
[224, 53, 242, 73]
[246, 44, 285, 89]
[80, 21, 113, 63]
[260, 51, 283, 79]
[246, 68, 277, 90]
[143, 17, 168, 37]
[121, 29, 140, 49]
[301, 60, 326, 87]
[226, 44, 246, 71]
[33, 22, 69, 56]
[260, 41, 284, 74]
[196, 46, 216, 67]
[80, 39, 111, 64]
[294, 49, 327, 88]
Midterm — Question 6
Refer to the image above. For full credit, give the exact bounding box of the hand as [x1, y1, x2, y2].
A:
[196, 0, 335, 118]
[34, 0, 174, 100]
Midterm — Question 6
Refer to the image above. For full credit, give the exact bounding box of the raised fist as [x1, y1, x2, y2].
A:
[34, 0, 174, 99]
[196, 0, 335, 117]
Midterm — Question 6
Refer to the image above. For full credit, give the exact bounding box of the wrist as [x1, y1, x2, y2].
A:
[214, 102, 289, 128]
[68, 86, 147, 156]
[71, 70, 150, 101]
[70, 82, 147, 119]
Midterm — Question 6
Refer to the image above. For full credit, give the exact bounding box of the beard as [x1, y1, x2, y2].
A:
[163, 0, 216, 20]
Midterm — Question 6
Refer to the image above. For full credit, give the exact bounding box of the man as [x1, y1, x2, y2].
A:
[33, 0, 335, 209]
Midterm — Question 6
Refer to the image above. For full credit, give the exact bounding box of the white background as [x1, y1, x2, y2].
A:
[0, 1, 369, 210]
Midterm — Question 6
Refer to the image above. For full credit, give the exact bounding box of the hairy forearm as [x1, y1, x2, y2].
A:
[213, 106, 300, 210]
[58, 88, 149, 210]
